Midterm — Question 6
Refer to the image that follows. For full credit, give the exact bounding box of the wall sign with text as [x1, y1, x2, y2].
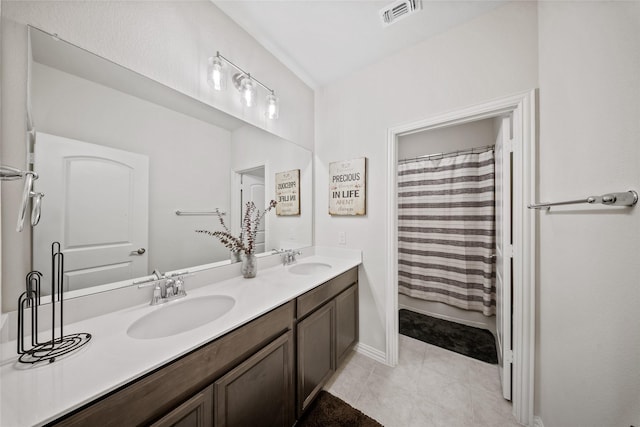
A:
[275, 169, 300, 216]
[329, 157, 366, 216]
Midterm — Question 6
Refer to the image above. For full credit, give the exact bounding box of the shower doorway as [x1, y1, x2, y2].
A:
[386, 90, 536, 426]
[397, 117, 512, 401]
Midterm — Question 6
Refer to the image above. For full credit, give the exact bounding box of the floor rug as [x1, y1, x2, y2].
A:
[399, 309, 498, 364]
[296, 391, 383, 427]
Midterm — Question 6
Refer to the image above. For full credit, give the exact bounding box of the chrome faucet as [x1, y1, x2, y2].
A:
[273, 249, 302, 266]
[164, 278, 176, 298]
[134, 270, 189, 305]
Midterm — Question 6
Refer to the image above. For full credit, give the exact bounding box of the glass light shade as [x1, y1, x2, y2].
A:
[207, 56, 226, 91]
[239, 75, 256, 107]
[266, 93, 279, 120]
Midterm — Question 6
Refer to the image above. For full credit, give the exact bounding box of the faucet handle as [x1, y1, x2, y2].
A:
[164, 278, 176, 298]
[174, 278, 187, 297]
[136, 278, 161, 288]
[151, 284, 163, 305]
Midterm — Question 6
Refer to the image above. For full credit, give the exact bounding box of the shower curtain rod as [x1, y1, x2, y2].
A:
[398, 144, 495, 164]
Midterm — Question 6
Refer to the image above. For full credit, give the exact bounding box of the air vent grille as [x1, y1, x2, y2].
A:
[379, 0, 422, 27]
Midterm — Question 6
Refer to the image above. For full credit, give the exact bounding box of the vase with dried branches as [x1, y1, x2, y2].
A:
[196, 200, 277, 278]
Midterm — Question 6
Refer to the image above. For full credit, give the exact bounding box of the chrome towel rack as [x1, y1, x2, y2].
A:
[0, 165, 44, 231]
[175, 210, 226, 216]
[528, 190, 638, 210]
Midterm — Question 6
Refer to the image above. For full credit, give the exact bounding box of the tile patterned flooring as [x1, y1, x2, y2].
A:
[324, 335, 521, 427]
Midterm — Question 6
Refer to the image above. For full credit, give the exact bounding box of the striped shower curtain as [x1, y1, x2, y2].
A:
[397, 149, 496, 316]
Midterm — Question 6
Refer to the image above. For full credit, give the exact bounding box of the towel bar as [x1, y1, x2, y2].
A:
[175, 210, 226, 216]
[528, 190, 638, 210]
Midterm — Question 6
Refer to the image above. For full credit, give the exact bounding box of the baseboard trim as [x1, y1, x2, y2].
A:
[354, 342, 387, 365]
[533, 416, 544, 427]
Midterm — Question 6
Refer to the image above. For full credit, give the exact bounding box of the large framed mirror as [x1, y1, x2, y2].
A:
[8, 26, 313, 301]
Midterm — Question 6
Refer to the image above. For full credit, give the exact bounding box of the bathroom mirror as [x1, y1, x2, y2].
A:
[20, 27, 312, 299]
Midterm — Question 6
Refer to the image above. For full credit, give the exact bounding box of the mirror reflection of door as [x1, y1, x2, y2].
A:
[239, 167, 266, 254]
[33, 132, 149, 294]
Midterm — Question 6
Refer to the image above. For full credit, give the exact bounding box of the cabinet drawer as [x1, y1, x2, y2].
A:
[296, 267, 357, 319]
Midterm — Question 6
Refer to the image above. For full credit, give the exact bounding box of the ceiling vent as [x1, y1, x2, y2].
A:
[379, 0, 422, 27]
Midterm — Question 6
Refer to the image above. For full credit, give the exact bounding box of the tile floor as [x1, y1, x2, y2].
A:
[323, 334, 521, 427]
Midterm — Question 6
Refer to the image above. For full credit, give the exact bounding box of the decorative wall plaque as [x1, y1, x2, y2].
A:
[329, 157, 366, 216]
[275, 169, 300, 216]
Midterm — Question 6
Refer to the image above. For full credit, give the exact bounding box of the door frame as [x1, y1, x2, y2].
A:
[231, 164, 268, 246]
[385, 90, 536, 426]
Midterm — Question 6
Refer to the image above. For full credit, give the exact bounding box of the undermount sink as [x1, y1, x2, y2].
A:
[127, 295, 235, 339]
[288, 262, 332, 275]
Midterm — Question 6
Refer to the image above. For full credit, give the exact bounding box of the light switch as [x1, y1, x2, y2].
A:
[338, 231, 346, 245]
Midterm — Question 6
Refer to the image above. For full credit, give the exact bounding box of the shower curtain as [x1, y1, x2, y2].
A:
[397, 149, 496, 316]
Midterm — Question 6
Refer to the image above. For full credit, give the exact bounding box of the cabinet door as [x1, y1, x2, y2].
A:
[335, 284, 358, 367]
[214, 331, 294, 427]
[150, 386, 213, 427]
[297, 301, 335, 414]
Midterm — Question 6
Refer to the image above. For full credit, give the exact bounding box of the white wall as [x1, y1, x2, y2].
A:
[0, 17, 30, 314]
[315, 1, 538, 353]
[536, 2, 640, 426]
[0, 0, 3, 321]
[398, 118, 496, 159]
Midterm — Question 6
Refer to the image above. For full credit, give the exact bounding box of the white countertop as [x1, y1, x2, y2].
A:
[0, 248, 361, 427]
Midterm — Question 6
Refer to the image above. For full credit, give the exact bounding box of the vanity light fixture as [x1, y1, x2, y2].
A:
[207, 51, 280, 119]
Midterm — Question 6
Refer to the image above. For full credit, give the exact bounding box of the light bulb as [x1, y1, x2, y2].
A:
[266, 93, 279, 120]
[240, 75, 256, 107]
[207, 56, 226, 91]
[212, 68, 222, 90]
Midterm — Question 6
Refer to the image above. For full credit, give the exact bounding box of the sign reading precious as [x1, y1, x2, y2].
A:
[275, 169, 300, 215]
[329, 157, 366, 216]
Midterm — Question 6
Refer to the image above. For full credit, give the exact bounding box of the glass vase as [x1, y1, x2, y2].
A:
[230, 250, 242, 264]
[241, 253, 257, 278]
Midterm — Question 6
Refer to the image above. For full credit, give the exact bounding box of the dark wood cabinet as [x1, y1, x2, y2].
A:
[335, 284, 358, 367]
[297, 301, 336, 413]
[214, 331, 294, 427]
[296, 268, 359, 415]
[151, 386, 213, 427]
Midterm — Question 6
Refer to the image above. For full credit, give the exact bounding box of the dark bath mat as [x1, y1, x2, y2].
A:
[296, 391, 383, 427]
[399, 309, 498, 364]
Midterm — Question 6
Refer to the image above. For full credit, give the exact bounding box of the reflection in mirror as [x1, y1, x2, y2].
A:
[27, 27, 312, 298]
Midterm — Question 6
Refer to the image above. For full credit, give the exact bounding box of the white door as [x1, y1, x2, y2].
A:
[495, 117, 513, 400]
[33, 132, 149, 294]
[240, 171, 266, 254]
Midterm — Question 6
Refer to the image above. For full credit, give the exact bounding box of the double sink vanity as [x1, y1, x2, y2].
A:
[0, 248, 361, 426]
